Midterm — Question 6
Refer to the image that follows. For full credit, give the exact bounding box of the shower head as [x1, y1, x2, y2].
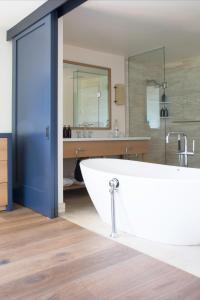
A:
[146, 79, 160, 87]
[146, 80, 167, 89]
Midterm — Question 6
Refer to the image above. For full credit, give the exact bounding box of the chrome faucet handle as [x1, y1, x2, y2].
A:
[177, 134, 181, 152]
[188, 139, 195, 155]
[183, 139, 195, 156]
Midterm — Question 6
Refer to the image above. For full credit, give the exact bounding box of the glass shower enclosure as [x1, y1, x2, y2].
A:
[128, 47, 167, 164]
[128, 47, 199, 168]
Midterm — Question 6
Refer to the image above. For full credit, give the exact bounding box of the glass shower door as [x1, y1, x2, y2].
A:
[165, 57, 200, 168]
[128, 47, 166, 163]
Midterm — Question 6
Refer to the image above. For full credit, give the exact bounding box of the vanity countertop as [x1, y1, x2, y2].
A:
[63, 137, 151, 142]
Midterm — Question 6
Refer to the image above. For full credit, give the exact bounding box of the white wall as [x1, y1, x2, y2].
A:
[58, 17, 65, 212]
[63, 67, 74, 126]
[0, 1, 46, 133]
[63, 44, 126, 136]
[0, 29, 12, 132]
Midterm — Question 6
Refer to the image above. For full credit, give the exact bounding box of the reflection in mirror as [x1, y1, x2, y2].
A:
[63, 61, 111, 129]
[146, 81, 160, 129]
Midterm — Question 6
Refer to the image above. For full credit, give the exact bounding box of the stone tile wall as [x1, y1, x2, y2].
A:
[129, 54, 200, 168]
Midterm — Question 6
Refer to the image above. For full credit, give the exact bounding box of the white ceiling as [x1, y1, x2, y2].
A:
[0, 0, 46, 30]
[63, 0, 200, 62]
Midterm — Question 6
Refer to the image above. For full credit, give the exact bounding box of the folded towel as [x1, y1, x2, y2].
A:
[74, 159, 84, 182]
[63, 178, 73, 187]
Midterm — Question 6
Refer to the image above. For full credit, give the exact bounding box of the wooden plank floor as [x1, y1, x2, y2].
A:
[0, 207, 200, 300]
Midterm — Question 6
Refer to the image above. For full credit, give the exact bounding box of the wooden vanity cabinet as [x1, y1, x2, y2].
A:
[0, 135, 12, 211]
[63, 139, 149, 191]
[63, 139, 149, 159]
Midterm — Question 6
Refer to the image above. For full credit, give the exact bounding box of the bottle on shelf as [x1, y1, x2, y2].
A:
[67, 125, 71, 138]
[63, 125, 68, 138]
[161, 92, 166, 102]
[160, 108, 165, 117]
[164, 107, 169, 117]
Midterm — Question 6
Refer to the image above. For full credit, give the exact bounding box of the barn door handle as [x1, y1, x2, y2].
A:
[45, 126, 50, 140]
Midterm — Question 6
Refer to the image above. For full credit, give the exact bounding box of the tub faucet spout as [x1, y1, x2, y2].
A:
[166, 131, 185, 144]
[166, 132, 195, 167]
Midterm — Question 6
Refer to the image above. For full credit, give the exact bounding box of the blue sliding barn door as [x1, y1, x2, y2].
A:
[13, 14, 58, 218]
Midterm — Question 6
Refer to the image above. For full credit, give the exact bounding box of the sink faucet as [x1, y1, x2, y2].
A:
[166, 132, 195, 167]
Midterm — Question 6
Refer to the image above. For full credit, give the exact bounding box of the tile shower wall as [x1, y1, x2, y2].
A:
[128, 49, 166, 164]
[129, 52, 200, 168]
[166, 56, 200, 168]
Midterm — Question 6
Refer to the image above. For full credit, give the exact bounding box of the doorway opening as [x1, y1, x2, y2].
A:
[57, 4, 127, 227]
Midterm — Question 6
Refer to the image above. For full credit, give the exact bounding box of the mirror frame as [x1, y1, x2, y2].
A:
[63, 60, 112, 130]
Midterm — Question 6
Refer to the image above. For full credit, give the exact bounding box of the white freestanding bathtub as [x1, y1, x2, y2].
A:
[80, 158, 200, 245]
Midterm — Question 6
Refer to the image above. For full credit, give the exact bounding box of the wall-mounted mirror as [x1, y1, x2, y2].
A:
[63, 61, 111, 129]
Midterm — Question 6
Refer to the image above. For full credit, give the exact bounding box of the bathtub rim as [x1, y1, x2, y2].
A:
[80, 158, 200, 182]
